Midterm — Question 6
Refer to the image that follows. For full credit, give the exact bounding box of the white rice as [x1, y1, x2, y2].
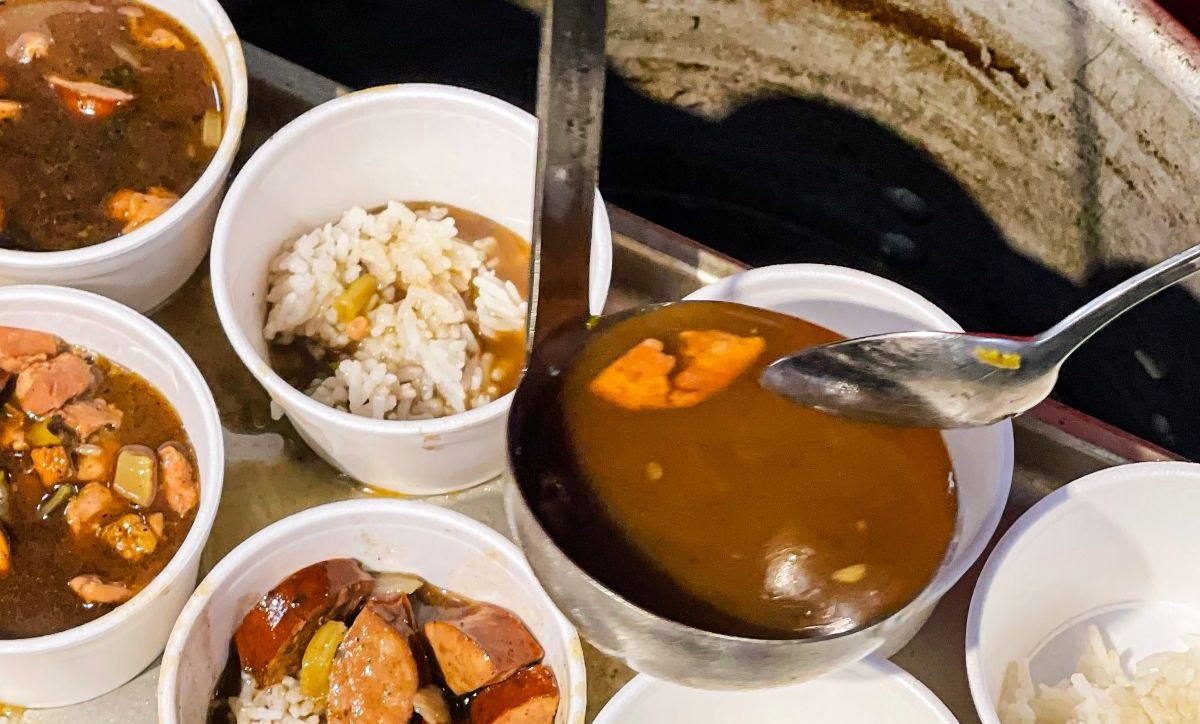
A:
[998, 625, 1200, 723]
[263, 202, 526, 421]
[227, 674, 323, 724]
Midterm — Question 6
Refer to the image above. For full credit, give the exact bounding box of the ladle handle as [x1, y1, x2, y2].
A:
[1037, 242, 1200, 358]
[527, 0, 608, 352]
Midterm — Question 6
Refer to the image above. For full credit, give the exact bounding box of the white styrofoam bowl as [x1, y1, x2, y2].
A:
[596, 659, 956, 723]
[158, 499, 586, 723]
[0, 285, 224, 707]
[211, 83, 613, 495]
[0, 0, 247, 312]
[687, 264, 1013, 659]
[966, 461, 1200, 723]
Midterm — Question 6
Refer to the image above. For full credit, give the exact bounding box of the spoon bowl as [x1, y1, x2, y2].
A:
[763, 242, 1200, 428]
[761, 331, 1058, 428]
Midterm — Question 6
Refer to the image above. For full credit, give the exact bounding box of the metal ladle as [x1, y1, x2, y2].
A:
[762, 242, 1200, 428]
[506, 0, 917, 689]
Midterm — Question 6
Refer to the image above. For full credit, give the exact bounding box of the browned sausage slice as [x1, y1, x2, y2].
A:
[423, 603, 545, 696]
[468, 665, 560, 724]
[327, 594, 421, 723]
[233, 559, 374, 687]
[14, 353, 94, 416]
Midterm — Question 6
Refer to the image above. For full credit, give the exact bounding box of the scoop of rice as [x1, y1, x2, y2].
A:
[998, 625, 1200, 723]
[263, 202, 527, 421]
[228, 674, 323, 724]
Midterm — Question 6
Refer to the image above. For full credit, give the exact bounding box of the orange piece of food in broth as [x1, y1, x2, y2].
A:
[590, 331, 765, 410]
[669, 330, 766, 407]
[588, 339, 676, 411]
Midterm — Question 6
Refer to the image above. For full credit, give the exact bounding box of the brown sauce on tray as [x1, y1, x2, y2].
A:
[561, 301, 956, 638]
[0, 0, 222, 251]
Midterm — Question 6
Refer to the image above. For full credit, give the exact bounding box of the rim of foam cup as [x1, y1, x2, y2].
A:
[210, 83, 609, 437]
[0, 285, 225, 654]
[0, 0, 248, 270]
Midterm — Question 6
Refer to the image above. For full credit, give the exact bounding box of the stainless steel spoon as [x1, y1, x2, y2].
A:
[761, 242, 1200, 429]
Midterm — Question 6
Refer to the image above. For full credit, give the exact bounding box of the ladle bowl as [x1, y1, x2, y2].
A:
[505, 264, 1014, 688]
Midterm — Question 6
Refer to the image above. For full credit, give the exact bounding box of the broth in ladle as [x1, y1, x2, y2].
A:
[557, 301, 956, 639]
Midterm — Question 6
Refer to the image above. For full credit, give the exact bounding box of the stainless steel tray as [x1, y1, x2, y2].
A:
[26, 44, 1179, 723]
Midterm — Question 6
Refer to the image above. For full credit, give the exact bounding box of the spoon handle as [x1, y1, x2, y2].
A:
[1037, 242, 1200, 357]
[527, 0, 608, 352]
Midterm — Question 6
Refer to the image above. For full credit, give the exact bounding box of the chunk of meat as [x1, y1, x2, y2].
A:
[468, 665, 560, 724]
[158, 442, 198, 516]
[131, 23, 184, 50]
[0, 526, 10, 578]
[68, 575, 133, 605]
[30, 445, 72, 488]
[99, 513, 157, 562]
[423, 603, 545, 696]
[0, 100, 20, 121]
[76, 435, 119, 482]
[6, 31, 51, 64]
[327, 594, 422, 724]
[669, 330, 767, 407]
[589, 330, 766, 411]
[59, 399, 123, 440]
[147, 511, 165, 539]
[0, 326, 60, 373]
[45, 74, 135, 120]
[14, 353, 94, 416]
[105, 187, 177, 234]
[234, 559, 375, 688]
[588, 339, 676, 411]
[64, 482, 119, 536]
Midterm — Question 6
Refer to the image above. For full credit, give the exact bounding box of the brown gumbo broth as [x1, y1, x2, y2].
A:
[0, 331, 199, 638]
[0, 0, 221, 251]
[561, 301, 956, 638]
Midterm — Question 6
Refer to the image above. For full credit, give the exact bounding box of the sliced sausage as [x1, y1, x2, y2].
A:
[64, 482, 120, 536]
[45, 75, 135, 121]
[14, 353, 94, 416]
[0, 326, 59, 373]
[423, 603, 545, 696]
[68, 575, 133, 604]
[327, 594, 421, 723]
[59, 399, 123, 440]
[234, 559, 374, 688]
[468, 665, 560, 724]
[158, 442, 198, 516]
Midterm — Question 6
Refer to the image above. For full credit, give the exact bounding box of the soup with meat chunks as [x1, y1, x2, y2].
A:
[0, 0, 222, 251]
[555, 301, 956, 639]
[0, 325, 200, 638]
[209, 560, 559, 724]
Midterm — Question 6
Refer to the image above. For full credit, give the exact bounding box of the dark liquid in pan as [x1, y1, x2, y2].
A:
[559, 301, 956, 638]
